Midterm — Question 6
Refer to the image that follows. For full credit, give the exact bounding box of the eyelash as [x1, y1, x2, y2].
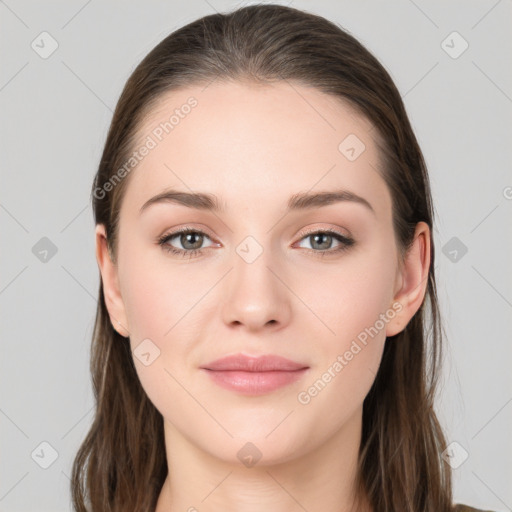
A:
[157, 226, 355, 259]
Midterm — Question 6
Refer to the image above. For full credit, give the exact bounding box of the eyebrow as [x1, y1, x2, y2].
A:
[139, 188, 375, 215]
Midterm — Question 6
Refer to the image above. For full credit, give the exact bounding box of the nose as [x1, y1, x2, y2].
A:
[220, 245, 292, 333]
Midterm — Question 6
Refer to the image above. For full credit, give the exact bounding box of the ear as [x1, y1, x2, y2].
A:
[95, 224, 130, 338]
[385, 221, 431, 337]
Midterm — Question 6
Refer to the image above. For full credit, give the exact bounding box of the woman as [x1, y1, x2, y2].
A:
[71, 4, 494, 512]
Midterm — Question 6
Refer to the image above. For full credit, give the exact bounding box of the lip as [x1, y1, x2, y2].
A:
[200, 354, 310, 395]
[201, 353, 308, 372]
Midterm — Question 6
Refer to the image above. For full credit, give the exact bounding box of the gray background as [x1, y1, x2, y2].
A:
[1, 1, 511, 511]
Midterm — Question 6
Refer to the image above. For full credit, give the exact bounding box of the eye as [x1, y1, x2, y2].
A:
[158, 228, 215, 259]
[295, 228, 354, 257]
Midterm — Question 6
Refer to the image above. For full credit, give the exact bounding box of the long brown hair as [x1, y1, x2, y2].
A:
[72, 4, 452, 511]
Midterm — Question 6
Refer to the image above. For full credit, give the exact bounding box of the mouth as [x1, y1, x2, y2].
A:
[200, 353, 310, 395]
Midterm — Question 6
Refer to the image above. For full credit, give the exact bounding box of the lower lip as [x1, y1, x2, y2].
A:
[201, 368, 309, 395]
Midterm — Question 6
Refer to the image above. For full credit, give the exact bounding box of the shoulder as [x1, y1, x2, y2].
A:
[453, 503, 496, 512]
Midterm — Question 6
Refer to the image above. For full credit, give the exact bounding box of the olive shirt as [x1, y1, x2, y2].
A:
[454, 504, 495, 512]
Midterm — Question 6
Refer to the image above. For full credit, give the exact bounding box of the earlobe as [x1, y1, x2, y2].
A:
[385, 222, 431, 337]
[95, 224, 130, 338]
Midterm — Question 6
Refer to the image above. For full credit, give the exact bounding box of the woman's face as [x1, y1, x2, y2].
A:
[98, 80, 421, 465]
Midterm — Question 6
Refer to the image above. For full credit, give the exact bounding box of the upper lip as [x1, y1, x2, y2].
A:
[200, 354, 308, 372]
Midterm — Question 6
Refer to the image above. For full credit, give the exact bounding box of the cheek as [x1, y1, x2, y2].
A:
[118, 243, 208, 399]
[296, 247, 397, 346]
[119, 248, 196, 417]
[293, 269, 390, 430]
[119, 240, 192, 341]
[292, 245, 395, 396]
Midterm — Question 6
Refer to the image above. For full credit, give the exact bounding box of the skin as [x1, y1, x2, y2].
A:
[95, 80, 430, 512]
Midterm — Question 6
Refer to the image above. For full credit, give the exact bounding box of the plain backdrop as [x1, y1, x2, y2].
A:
[1, 1, 511, 511]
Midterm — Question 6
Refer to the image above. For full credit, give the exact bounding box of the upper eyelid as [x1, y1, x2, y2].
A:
[298, 226, 351, 238]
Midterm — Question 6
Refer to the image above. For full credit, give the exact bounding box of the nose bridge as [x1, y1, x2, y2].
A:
[220, 232, 291, 330]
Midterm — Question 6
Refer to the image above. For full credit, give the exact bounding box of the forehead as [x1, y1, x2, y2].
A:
[121, 80, 391, 220]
